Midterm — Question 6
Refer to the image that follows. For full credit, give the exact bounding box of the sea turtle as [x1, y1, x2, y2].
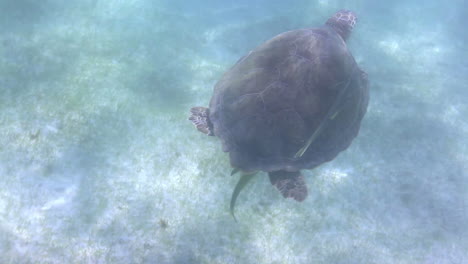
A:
[190, 10, 368, 216]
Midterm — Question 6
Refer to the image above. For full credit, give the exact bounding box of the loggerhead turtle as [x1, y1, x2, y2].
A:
[189, 10, 369, 217]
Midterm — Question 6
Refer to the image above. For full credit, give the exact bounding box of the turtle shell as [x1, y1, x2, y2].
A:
[208, 25, 368, 172]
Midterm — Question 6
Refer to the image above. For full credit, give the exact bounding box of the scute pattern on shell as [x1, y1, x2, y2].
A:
[208, 26, 368, 172]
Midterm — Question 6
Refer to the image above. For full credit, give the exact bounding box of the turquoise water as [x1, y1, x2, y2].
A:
[1, 1, 467, 263]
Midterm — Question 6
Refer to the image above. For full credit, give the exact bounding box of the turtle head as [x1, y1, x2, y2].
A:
[325, 10, 357, 41]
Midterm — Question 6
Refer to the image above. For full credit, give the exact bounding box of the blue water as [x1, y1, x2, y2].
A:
[0, 1, 467, 263]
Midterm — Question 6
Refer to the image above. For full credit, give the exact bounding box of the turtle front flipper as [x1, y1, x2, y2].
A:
[189, 107, 214, 136]
[268, 171, 308, 201]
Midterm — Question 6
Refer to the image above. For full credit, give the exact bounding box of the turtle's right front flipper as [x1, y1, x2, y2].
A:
[189, 107, 214, 136]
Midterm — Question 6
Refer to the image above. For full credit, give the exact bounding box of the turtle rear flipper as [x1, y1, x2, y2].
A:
[268, 171, 308, 201]
[189, 107, 214, 136]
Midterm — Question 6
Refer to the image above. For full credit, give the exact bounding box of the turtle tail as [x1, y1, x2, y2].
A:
[189, 107, 214, 136]
[268, 170, 308, 202]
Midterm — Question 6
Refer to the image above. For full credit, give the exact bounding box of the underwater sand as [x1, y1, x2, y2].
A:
[0, 0, 467, 263]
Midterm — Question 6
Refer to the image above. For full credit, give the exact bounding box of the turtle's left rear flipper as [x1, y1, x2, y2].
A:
[189, 107, 214, 136]
[268, 171, 307, 201]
